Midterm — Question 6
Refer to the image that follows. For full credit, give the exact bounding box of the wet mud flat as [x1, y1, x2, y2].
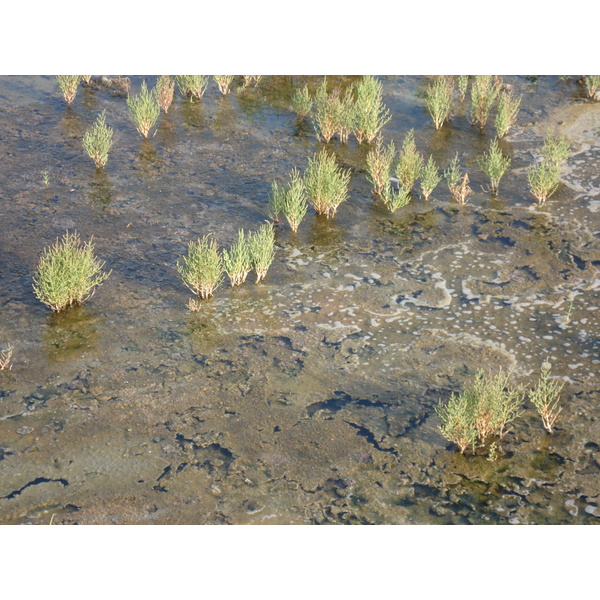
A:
[0, 76, 599, 524]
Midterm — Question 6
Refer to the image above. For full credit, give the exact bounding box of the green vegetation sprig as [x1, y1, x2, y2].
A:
[156, 75, 175, 113]
[457, 75, 469, 102]
[444, 154, 471, 204]
[395, 129, 423, 191]
[425, 77, 453, 130]
[222, 230, 252, 287]
[56, 75, 81, 106]
[176, 75, 209, 100]
[280, 168, 308, 233]
[127, 81, 160, 138]
[528, 161, 559, 205]
[542, 131, 570, 166]
[495, 90, 521, 138]
[292, 84, 313, 118]
[177, 235, 223, 301]
[470, 75, 501, 129]
[33, 232, 111, 312]
[0, 344, 13, 370]
[584, 75, 600, 99]
[304, 150, 351, 218]
[353, 75, 391, 144]
[529, 362, 564, 433]
[248, 223, 275, 283]
[479, 138, 511, 194]
[214, 75, 235, 95]
[381, 182, 410, 213]
[82, 111, 114, 170]
[366, 137, 396, 196]
[312, 78, 337, 143]
[419, 155, 442, 201]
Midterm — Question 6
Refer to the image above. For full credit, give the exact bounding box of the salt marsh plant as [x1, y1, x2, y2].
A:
[280, 169, 308, 233]
[366, 137, 396, 195]
[444, 153, 471, 203]
[176, 75, 209, 100]
[528, 161, 559, 205]
[381, 182, 411, 213]
[177, 235, 223, 300]
[214, 75, 235, 95]
[529, 362, 564, 433]
[127, 81, 160, 138]
[542, 131, 570, 166]
[248, 223, 275, 283]
[292, 84, 313, 118]
[0, 345, 13, 370]
[424, 77, 453, 130]
[353, 75, 391, 144]
[156, 75, 175, 113]
[304, 150, 351, 218]
[437, 369, 522, 453]
[419, 155, 442, 201]
[457, 75, 469, 102]
[268, 181, 285, 222]
[470, 75, 501, 129]
[222, 230, 252, 287]
[82, 111, 113, 170]
[495, 90, 522, 138]
[312, 78, 337, 143]
[584, 75, 600, 99]
[243, 75, 262, 87]
[479, 138, 511, 194]
[395, 130, 423, 191]
[56, 75, 81, 106]
[333, 87, 357, 144]
[33, 232, 111, 312]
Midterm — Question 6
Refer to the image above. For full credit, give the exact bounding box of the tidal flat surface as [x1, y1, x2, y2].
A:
[0, 75, 598, 524]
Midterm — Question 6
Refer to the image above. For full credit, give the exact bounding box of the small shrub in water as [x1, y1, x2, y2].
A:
[437, 369, 522, 453]
[56, 75, 81, 106]
[479, 138, 511, 194]
[177, 235, 223, 301]
[248, 223, 275, 283]
[395, 129, 423, 191]
[332, 87, 356, 144]
[353, 75, 391, 144]
[176, 75, 209, 100]
[0, 344, 13, 370]
[280, 168, 308, 233]
[366, 136, 396, 196]
[424, 76, 453, 130]
[444, 154, 471, 204]
[222, 230, 252, 287]
[457, 75, 469, 102]
[242, 75, 262, 87]
[419, 155, 442, 201]
[470, 75, 501, 129]
[156, 75, 175, 113]
[584, 75, 600, 99]
[268, 180, 285, 223]
[529, 362, 564, 433]
[214, 75, 235, 95]
[381, 182, 411, 213]
[528, 161, 559, 205]
[495, 90, 522, 138]
[304, 150, 351, 218]
[312, 78, 337, 143]
[292, 84, 313, 118]
[33, 232, 111, 312]
[542, 131, 570, 166]
[127, 81, 160, 138]
[82, 111, 113, 170]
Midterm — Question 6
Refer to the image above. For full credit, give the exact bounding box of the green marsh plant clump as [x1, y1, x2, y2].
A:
[437, 369, 522, 454]
[33, 232, 111, 312]
[424, 76, 453, 130]
[419, 155, 442, 201]
[222, 230, 252, 287]
[479, 138, 511, 194]
[495, 90, 522, 138]
[56, 75, 81, 106]
[444, 154, 471, 204]
[176, 75, 209, 100]
[242, 75, 262, 88]
[304, 150, 351, 218]
[470, 75, 501, 129]
[381, 182, 411, 213]
[529, 362, 564, 433]
[0, 344, 13, 370]
[156, 75, 175, 113]
[82, 111, 114, 170]
[177, 235, 223, 303]
[366, 136, 396, 196]
[333, 87, 356, 144]
[584, 75, 600, 99]
[528, 161, 559, 205]
[395, 129, 423, 192]
[214, 75, 235, 95]
[292, 84, 313, 118]
[542, 131, 570, 166]
[312, 78, 338, 143]
[353, 75, 391, 144]
[279, 169, 308, 233]
[268, 180, 285, 223]
[457, 75, 469, 102]
[127, 81, 160, 138]
[249, 223, 276, 283]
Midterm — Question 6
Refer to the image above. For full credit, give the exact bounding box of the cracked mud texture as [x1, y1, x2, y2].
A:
[0, 76, 599, 524]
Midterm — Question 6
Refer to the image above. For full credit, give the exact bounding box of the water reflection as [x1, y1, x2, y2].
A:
[213, 96, 237, 133]
[42, 305, 100, 362]
[87, 169, 112, 204]
[180, 98, 206, 132]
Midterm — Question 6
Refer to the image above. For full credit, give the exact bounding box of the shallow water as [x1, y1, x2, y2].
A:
[0, 75, 598, 524]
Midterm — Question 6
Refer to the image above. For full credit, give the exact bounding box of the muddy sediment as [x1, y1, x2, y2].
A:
[0, 76, 598, 524]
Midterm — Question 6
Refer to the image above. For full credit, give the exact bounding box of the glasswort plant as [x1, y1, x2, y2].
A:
[33, 232, 111, 312]
[304, 150, 351, 218]
[470, 75, 501, 129]
[280, 169, 308, 233]
[353, 75, 391, 144]
[176, 75, 209, 100]
[395, 129, 423, 192]
[529, 362, 564, 433]
[127, 81, 160, 138]
[82, 111, 114, 170]
[424, 76, 453, 130]
[366, 136, 396, 196]
[177, 235, 223, 300]
[156, 75, 175, 113]
[479, 138, 511, 194]
[222, 230, 252, 287]
[291, 84, 313, 118]
[419, 155, 442, 201]
[495, 90, 521, 138]
[56, 75, 81, 106]
[248, 223, 275, 283]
